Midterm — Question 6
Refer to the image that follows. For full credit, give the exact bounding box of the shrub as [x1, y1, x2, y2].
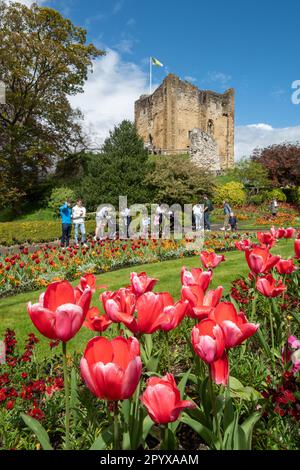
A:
[267, 189, 287, 202]
[48, 188, 77, 217]
[146, 154, 215, 205]
[213, 182, 246, 206]
[0, 220, 95, 246]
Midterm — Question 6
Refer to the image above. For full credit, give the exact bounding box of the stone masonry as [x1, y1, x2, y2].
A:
[189, 128, 221, 172]
[134, 74, 235, 170]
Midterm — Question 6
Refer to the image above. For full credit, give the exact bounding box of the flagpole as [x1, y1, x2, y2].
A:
[149, 56, 152, 95]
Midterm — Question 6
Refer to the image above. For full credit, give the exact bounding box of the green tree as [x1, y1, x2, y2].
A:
[78, 120, 151, 209]
[233, 158, 270, 193]
[0, 2, 103, 212]
[48, 187, 77, 217]
[145, 154, 215, 205]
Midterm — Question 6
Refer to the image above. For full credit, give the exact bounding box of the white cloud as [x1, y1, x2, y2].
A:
[184, 76, 197, 83]
[3, 0, 47, 5]
[69, 49, 150, 147]
[235, 123, 300, 159]
[113, 0, 124, 14]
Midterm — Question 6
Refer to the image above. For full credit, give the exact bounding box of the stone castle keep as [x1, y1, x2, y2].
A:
[134, 74, 235, 170]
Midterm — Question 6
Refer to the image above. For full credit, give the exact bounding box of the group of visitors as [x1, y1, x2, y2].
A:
[193, 196, 237, 232]
[60, 199, 88, 248]
[59, 195, 279, 247]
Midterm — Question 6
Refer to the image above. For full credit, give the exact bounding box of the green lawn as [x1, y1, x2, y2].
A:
[0, 240, 294, 358]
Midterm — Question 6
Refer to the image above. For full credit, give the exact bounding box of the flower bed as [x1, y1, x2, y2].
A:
[0, 231, 299, 450]
[0, 233, 257, 298]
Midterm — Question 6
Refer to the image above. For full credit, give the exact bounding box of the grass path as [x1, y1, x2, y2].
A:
[0, 240, 294, 358]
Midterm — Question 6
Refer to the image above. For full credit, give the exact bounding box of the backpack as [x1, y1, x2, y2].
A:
[208, 200, 214, 212]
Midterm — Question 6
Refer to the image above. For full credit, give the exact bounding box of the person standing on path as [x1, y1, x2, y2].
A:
[203, 195, 213, 231]
[60, 199, 72, 247]
[221, 200, 232, 230]
[193, 202, 203, 231]
[269, 199, 278, 218]
[72, 199, 87, 246]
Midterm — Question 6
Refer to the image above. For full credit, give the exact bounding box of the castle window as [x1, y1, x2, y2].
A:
[207, 119, 214, 136]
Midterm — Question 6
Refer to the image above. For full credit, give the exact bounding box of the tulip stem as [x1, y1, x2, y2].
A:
[113, 401, 120, 450]
[208, 368, 222, 449]
[62, 341, 70, 450]
[269, 304, 275, 371]
[164, 332, 171, 372]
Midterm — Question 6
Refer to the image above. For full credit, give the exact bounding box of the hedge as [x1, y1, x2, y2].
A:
[0, 220, 96, 246]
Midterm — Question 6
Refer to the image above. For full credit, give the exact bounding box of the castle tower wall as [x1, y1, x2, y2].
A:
[134, 74, 235, 169]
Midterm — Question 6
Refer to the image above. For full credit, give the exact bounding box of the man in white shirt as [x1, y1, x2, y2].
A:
[193, 203, 203, 231]
[72, 199, 87, 246]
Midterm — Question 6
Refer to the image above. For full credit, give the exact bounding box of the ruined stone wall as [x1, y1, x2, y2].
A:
[134, 74, 235, 168]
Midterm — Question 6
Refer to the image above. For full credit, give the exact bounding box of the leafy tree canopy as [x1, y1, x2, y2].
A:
[251, 142, 300, 187]
[145, 154, 215, 206]
[77, 120, 152, 209]
[0, 2, 104, 210]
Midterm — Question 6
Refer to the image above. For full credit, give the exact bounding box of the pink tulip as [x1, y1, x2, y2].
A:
[200, 251, 225, 269]
[80, 336, 142, 401]
[159, 299, 189, 332]
[284, 227, 296, 239]
[294, 239, 300, 259]
[257, 232, 276, 248]
[130, 272, 158, 297]
[210, 302, 259, 349]
[192, 319, 225, 363]
[256, 274, 287, 298]
[140, 373, 195, 424]
[181, 285, 223, 319]
[28, 280, 91, 342]
[83, 307, 112, 333]
[180, 266, 213, 292]
[210, 354, 229, 386]
[101, 288, 136, 323]
[245, 246, 280, 274]
[275, 259, 297, 275]
[235, 239, 253, 251]
[271, 227, 286, 239]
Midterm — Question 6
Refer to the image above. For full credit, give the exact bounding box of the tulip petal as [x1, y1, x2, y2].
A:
[55, 304, 83, 342]
[121, 357, 142, 398]
[210, 354, 229, 385]
[27, 302, 57, 339]
[44, 281, 75, 311]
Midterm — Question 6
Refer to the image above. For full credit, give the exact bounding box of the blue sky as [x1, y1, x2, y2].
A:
[13, 0, 300, 157]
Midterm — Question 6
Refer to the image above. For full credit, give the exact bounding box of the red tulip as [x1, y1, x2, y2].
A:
[284, 227, 296, 239]
[257, 232, 276, 248]
[235, 239, 253, 251]
[27, 281, 91, 342]
[294, 239, 300, 259]
[159, 299, 189, 332]
[101, 288, 136, 323]
[140, 373, 195, 424]
[192, 318, 225, 363]
[180, 266, 212, 292]
[270, 227, 286, 239]
[130, 272, 158, 297]
[210, 354, 229, 386]
[75, 274, 107, 300]
[124, 292, 174, 335]
[181, 285, 223, 319]
[200, 251, 225, 269]
[275, 259, 297, 275]
[80, 336, 142, 401]
[84, 307, 112, 333]
[256, 274, 287, 298]
[210, 302, 259, 349]
[245, 247, 280, 274]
